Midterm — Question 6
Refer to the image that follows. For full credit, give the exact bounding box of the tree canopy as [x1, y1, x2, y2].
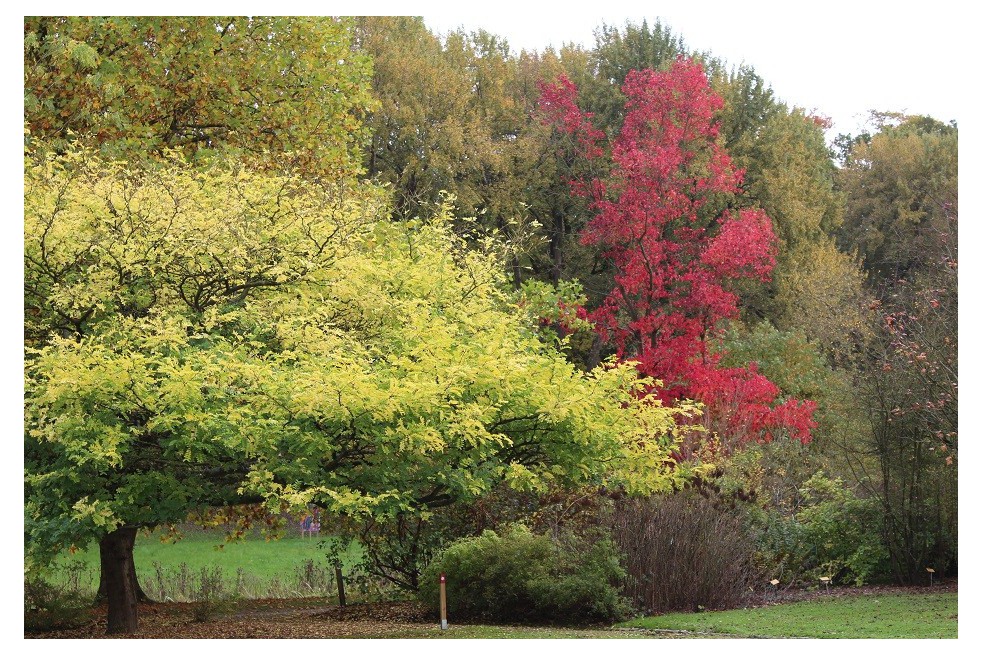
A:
[25, 149, 689, 564]
[837, 113, 957, 286]
[538, 59, 816, 450]
[24, 17, 374, 177]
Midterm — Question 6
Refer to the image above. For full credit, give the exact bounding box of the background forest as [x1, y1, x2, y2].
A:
[24, 16, 957, 634]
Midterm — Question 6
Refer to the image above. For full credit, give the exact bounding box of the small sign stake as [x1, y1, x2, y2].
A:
[439, 572, 448, 630]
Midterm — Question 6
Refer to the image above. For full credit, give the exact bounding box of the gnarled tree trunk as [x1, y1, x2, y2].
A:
[102, 527, 139, 635]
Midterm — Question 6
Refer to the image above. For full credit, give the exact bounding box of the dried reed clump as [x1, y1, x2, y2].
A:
[609, 492, 754, 614]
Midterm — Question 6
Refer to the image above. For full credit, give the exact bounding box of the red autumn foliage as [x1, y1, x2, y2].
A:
[538, 59, 815, 448]
[536, 74, 606, 160]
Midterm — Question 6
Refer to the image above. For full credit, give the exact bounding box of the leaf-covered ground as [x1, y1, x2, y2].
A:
[26, 600, 652, 639]
[27, 582, 955, 639]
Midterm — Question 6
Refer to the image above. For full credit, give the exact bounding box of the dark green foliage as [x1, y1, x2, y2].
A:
[720, 322, 830, 402]
[750, 472, 891, 586]
[419, 524, 630, 625]
[580, 20, 687, 135]
[528, 534, 631, 624]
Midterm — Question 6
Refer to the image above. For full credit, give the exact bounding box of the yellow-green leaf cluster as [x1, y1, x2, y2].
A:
[26, 152, 686, 557]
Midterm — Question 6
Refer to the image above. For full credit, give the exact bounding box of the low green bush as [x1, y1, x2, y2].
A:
[419, 524, 630, 625]
[753, 472, 891, 586]
[796, 472, 891, 585]
[24, 567, 92, 633]
[528, 538, 630, 624]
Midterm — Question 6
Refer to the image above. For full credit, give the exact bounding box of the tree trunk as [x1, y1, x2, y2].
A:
[335, 565, 346, 608]
[102, 527, 139, 635]
[96, 533, 154, 605]
[586, 333, 604, 371]
[550, 209, 565, 286]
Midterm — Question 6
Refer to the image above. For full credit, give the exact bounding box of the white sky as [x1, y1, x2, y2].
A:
[421, 1, 969, 138]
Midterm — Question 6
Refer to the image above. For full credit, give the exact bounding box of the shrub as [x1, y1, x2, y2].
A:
[333, 485, 547, 594]
[609, 492, 755, 614]
[748, 504, 809, 584]
[190, 565, 237, 622]
[419, 524, 630, 624]
[528, 535, 630, 624]
[24, 565, 92, 633]
[797, 473, 890, 585]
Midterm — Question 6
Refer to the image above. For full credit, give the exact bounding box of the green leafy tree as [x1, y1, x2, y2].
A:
[356, 17, 513, 221]
[837, 113, 957, 285]
[730, 107, 866, 347]
[356, 19, 607, 293]
[24, 16, 374, 177]
[24, 15, 376, 622]
[225, 202, 693, 590]
[576, 19, 688, 136]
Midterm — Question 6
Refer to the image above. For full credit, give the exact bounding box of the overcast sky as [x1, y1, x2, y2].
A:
[421, 1, 968, 139]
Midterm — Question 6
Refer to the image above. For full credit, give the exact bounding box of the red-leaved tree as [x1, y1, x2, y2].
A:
[539, 58, 815, 451]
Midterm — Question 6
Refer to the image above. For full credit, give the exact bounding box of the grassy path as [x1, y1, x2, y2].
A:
[618, 591, 957, 638]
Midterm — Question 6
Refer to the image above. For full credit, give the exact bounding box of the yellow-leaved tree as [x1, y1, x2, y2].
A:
[25, 150, 690, 633]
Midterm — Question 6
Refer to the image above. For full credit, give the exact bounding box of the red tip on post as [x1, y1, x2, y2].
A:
[440, 572, 446, 583]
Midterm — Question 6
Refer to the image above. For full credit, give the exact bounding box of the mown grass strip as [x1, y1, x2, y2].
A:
[618, 592, 957, 638]
[380, 625, 651, 639]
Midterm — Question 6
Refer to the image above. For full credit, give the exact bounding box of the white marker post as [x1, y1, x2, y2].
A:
[439, 572, 448, 630]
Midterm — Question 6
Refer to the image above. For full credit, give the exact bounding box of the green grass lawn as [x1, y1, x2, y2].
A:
[48, 528, 363, 600]
[618, 592, 957, 638]
[382, 625, 649, 639]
